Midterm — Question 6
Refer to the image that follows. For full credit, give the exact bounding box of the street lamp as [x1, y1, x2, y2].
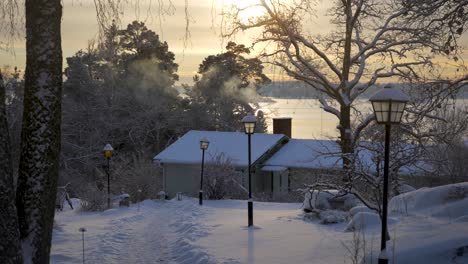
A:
[242, 112, 257, 227]
[103, 143, 114, 209]
[370, 84, 409, 264]
[199, 137, 209, 206]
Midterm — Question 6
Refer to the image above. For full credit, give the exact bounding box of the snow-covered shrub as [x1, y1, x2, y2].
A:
[319, 210, 348, 224]
[389, 182, 468, 215]
[77, 184, 108, 211]
[345, 212, 381, 232]
[446, 185, 468, 201]
[340, 194, 360, 211]
[203, 154, 244, 199]
[350, 205, 373, 217]
[303, 189, 334, 211]
[116, 157, 162, 202]
[303, 188, 359, 211]
[118, 193, 131, 207]
[397, 183, 416, 194]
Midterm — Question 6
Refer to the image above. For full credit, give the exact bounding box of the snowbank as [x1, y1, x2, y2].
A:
[345, 212, 396, 232]
[349, 205, 373, 217]
[303, 189, 359, 211]
[389, 182, 468, 218]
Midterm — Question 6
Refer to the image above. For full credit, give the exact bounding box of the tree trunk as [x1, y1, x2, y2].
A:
[340, 104, 353, 178]
[16, 0, 63, 262]
[0, 74, 23, 263]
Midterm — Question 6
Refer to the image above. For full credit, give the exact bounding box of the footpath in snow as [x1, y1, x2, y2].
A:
[51, 183, 468, 264]
[52, 198, 215, 264]
[51, 198, 349, 264]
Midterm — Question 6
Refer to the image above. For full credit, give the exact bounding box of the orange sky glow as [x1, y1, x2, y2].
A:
[0, 0, 466, 84]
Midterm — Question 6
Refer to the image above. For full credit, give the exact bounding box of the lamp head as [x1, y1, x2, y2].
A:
[103, 143, 114, 158]
[242, 113, 257, 134]
[200, 137, 209, 150]
[369, 85, 410, 124]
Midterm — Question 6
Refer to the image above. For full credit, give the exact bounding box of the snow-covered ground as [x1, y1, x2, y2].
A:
[51, 183, 468, 264]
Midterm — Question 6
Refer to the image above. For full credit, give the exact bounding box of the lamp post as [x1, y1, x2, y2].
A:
[103, 143, 114, 209]
[370, 85, 409, 264]
[242, 113, 257, 227]
[79, 227, 87, 264]
[199, 137, 209, 206]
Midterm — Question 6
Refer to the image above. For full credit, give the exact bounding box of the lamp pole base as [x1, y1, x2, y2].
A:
[378, 249, 388, 264]
[199, 190, 203, 206]
[248, 200, 253, 227]
[378, 258, 388, 264]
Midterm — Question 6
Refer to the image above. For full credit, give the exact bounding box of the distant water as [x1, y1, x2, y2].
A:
[258, 97, 467, 140]
[258, 97, 351, 139]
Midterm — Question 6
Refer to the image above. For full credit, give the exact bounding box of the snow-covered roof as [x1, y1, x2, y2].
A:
[153, 130, 287, 167]
[263, 139, 343, 170]
[261, 165, 288, 172]
[263, 139, 428, 174]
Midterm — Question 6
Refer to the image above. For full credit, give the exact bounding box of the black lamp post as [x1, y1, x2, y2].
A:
[242, 112, 257, 227]
[370, 85, 409, 264]
[103, 143, 114, 209]
[79, 227, 87, 264]
[199, 137, 209, 206]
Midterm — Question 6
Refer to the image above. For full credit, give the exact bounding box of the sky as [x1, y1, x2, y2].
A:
[0, 0, 335, 84]
[0, 0, 466, 84]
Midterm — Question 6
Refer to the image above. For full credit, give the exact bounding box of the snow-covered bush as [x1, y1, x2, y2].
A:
[319, 210, 348, 224]
[345, 212, 381, 232]
[349, 205, 373, 217]
[303, 188, 359, 211]
[203, 154, 244, 199]
[303, 189, 334, 211]
[446, 185, 468, 201]
[77, 184, 108, 211]
[116, 157, 162, 202]
[389, 182, 468, 215]
[397, 183, 416, 194]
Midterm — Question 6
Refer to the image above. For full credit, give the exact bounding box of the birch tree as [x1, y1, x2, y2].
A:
[1, 0, 181, 262]
[225, 0, 467, 171]
[15, 0, 63, 262]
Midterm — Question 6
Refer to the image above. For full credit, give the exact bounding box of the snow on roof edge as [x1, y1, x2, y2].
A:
[153, 130, 287, 167]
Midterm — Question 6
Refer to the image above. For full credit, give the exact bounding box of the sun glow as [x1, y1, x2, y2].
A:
[218, 0, 266, 23]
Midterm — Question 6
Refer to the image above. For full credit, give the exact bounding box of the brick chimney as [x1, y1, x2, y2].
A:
[273, 118, 292, 138]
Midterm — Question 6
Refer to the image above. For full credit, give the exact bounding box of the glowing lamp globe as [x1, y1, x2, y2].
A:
[369, 85, 410, 124]
[242, 113, 257, 135]
[103, 143, 114, 158]
[200, 138, 210, 150]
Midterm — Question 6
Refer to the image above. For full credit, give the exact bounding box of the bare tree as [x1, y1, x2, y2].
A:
[224, 0, 467, 171]
[203, 153, 245, 200]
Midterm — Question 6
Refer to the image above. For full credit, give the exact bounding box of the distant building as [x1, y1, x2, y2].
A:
[154, 120, 428, 198]
[153, 130, 288, 198]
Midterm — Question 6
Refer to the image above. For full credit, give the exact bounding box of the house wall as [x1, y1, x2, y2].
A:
[288, 168, 343, 190]
[261, 171, 289, 193]
[163, 163, 271, 198]
[163, 163, 200, 197]
[234, 168, 267, 194]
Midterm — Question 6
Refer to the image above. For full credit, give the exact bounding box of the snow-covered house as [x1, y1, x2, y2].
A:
[262, 139, 429, 191]
[262, 139, 344, 191]
[153, 130, 288, 197]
